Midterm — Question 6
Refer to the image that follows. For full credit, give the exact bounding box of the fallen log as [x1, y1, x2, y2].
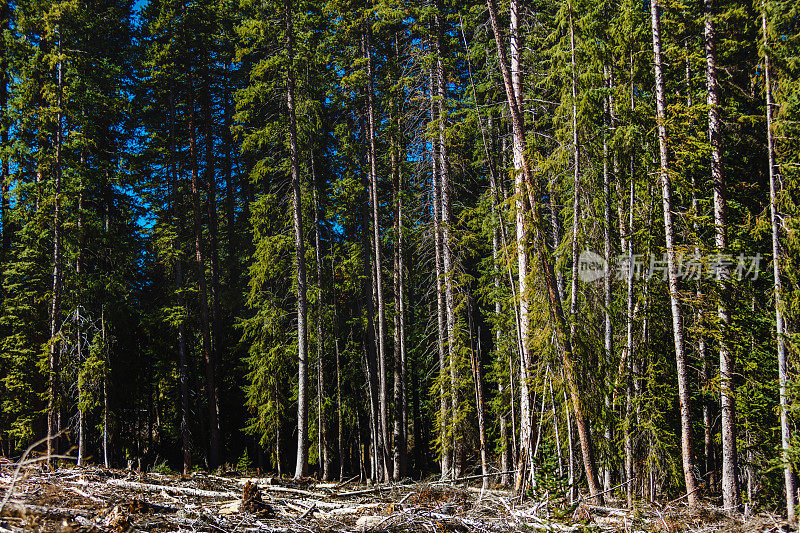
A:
[107, 478, 237, 498]
[0, 500, 96, 520]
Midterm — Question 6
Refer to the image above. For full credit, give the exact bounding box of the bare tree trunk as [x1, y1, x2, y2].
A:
[77, 319, 85, 466]
[507, 0, 534, 492]
[102, 307, 109, 468]
[602, 64, 613, 494]
[364, 27, 391, 483]
[335, 334, 344, 480]
[686, 55, 717, 495]
[489, 114, 512, 486]
[433, 6, 460, 480]
[763, 8, 795, 521]
[311, 150, 330, 480]
[624, 51, 637, 509]
[286, 0, 309, 479]
[568, 2, 581, 347]
[705, 0, 739, 511]
[358, 109, 381, 484]
[544, 372, 563, 479]
[276, 381, 283, 476]
[391, 73, 407, 479]
[649, 0, 700, 506]
[76, 155, 86, 467]
[47, 35, 63, 466]
[564, 381, 575, 503]
[428, 36, 450, 480]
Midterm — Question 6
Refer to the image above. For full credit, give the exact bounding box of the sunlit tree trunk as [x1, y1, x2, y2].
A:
[704, 0, 740, 511]
[434, 2, 459, 479]
[286, 0, 309, 479]
[762, 7, 795, 521]
[47, 33, 63, 466]
[428, 30, 450, 479]
[649, 0, 700, 506]
[508, 0, 533, 491]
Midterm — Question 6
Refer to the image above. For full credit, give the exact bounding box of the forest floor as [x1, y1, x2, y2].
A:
[0, 463, 794, 532]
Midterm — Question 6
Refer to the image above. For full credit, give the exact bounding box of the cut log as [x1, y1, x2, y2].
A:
[0, 500, 96, 519]
[107, 478, 237, 498]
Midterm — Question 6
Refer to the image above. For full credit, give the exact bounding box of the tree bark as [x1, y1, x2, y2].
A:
[391, 67, 407, 480]
[429, 32, 450, 480]
[359, 106, 381, 484]
[311, 150, 330, 480]
[286, 0, 309, 479]
[602, 63, 613, 494]
[649, 0, 700, 507]
[364, 27, 391, 483]
[507, 0, 534, 492]
[434, 3, 459, 480]
[47, 33, 64, 466]
[705, 0, 740, 511]
[763, 8, 795, 521]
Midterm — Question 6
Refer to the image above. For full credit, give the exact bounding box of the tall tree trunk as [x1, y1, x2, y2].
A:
[429, 35, 450, 480]
[102, 306, 110, 467]
[47, 34, 63, 466]
[434, 3, 459, 480]
[335, 333, 344, 480]
[624, 51, 638, 509]
[686, 54, 716, 495]
[763, 8, 795, 521]
[76, 152, 86, 467]
[705, 0, 740, 511]
[358, 108, 381, 483]
[649, 0, 700, 506]
[489, 115, 512, 487]
[568, 2, 581, 346]
[77, 319, 85, 466]
[286, 0, 309, 479]
[311, 150, 330, 480]
[508, 0, 534, 492]
[391, 87, 406, 481]
[364, 28, 391, 482]
[602, 64, 613, 494]
[188, 68, 221, 471]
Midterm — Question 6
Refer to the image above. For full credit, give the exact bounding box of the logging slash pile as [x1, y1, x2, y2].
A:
[0, 464, 793, 532]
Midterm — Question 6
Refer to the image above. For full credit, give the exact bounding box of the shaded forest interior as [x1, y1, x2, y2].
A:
[0, 0, 799, 521]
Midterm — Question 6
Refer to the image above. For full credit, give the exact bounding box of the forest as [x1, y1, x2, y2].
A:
[0, 0, 799, 524]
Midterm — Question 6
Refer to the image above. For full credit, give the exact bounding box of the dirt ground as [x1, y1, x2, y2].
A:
[0, 463, 794, 532]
